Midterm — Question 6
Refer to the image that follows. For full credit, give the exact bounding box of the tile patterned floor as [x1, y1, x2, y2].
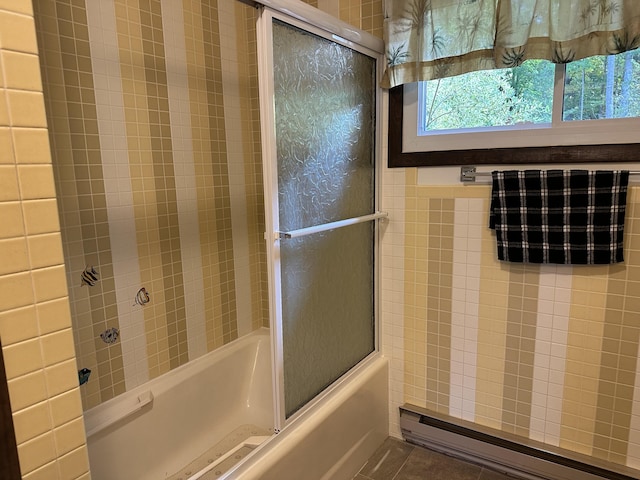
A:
[353, 437, 517, 480]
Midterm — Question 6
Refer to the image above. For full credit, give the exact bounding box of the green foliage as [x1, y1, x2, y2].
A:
[422, 51, 640, 131]
[422, 71, 511, 130]
[507, 60, 554, 124]
[563, 51, 640, 120]
[422, 62, 553, 131]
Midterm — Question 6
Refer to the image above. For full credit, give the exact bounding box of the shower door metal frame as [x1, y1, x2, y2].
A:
[256, 6, 385, 432]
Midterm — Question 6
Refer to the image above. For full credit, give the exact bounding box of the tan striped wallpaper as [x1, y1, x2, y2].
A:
[403, 170, 640, 469]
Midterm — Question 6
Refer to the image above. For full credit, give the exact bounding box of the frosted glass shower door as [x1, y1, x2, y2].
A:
[258, 11, 381, 423]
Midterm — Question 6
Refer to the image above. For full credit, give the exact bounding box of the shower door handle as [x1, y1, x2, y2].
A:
[276, 211, 388, 239]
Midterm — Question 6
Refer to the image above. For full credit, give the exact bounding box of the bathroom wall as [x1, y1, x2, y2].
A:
[33, 0, 269, 410]
[30, 0, 383, 412]
[381, 167, 640, 471]
[0, 0, 383, 477]
[13, 0, 640, 476]
[0, 1, 90, 478]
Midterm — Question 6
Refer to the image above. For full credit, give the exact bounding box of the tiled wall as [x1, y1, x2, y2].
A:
[33, 0, 270, 410]
[0, 1, 90, 478]
[12, 0, 640, 474]
[0, 0, 384, 477]
[28, 0, 384, 413]
[382, 167, 640, 471]
[306, 0, 383, 38]
[340, 0, 382, 38]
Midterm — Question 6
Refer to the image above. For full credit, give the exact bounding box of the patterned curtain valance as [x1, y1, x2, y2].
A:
[382, 0, 640, 89]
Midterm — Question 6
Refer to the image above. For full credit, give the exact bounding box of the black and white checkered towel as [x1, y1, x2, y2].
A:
[489, 170, 629, 264]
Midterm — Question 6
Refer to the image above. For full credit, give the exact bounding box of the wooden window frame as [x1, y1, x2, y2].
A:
[387, 86, 640, 168]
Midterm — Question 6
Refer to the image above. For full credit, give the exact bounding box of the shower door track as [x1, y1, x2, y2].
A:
[238, 0, 383, 55]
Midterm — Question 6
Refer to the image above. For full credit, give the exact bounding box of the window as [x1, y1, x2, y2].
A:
[419, 60, 555, 133]
[389, 52, 640, 168]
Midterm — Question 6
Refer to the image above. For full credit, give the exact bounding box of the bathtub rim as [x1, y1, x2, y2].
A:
[220, 349, 388, 479]
[281, 348, 384, 428]
[83, 327, 271, 438]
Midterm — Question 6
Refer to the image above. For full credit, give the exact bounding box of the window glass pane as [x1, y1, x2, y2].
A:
[420, 60, 555, 132]
[563, 51, 640, 121]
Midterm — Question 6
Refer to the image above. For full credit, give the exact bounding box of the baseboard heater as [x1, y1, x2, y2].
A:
[400, 404, 640, 480]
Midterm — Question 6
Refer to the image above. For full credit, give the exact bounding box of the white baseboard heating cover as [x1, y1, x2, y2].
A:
[400, 404, 640, 480]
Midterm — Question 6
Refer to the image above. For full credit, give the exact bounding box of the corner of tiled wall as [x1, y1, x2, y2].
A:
[0, 1, 90, 478]
[379, 89, 407, 439]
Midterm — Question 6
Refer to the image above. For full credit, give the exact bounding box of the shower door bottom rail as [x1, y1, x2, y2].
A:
[276, 211, 388, 239]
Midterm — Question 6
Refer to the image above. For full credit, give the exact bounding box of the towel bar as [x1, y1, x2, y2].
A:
[461, 166, 640, 183]
[275, 211, 388, 240]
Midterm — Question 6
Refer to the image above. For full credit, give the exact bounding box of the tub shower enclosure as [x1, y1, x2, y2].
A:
[34, 0, 387, 478]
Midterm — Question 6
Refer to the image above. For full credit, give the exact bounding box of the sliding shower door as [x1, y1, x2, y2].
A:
[257, 10, 382, 425]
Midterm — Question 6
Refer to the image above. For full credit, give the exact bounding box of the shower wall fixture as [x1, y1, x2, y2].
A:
[34, 0, 268, 410]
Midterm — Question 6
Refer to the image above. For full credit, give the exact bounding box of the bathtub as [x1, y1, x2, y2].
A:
[84, 327, 274, 480]
[226, 354, 389, 480]
[84, 326, 389, 480]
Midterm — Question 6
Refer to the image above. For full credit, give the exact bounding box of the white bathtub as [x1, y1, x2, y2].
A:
[84, 326, 389, 480]
[84, 327, 274, 480]
[227, 354, 389, 480]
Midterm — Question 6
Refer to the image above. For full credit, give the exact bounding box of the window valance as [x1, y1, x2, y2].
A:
[382, 0, 640, 89]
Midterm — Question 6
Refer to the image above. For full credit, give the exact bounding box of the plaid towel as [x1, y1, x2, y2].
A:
[489, 170, 629, 264]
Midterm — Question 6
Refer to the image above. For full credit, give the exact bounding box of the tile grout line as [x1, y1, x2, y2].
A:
[390, 444, 415, 480]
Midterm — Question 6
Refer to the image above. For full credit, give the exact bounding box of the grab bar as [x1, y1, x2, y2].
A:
[276, 211, 388, 239]
[85, 391, 154, 438]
